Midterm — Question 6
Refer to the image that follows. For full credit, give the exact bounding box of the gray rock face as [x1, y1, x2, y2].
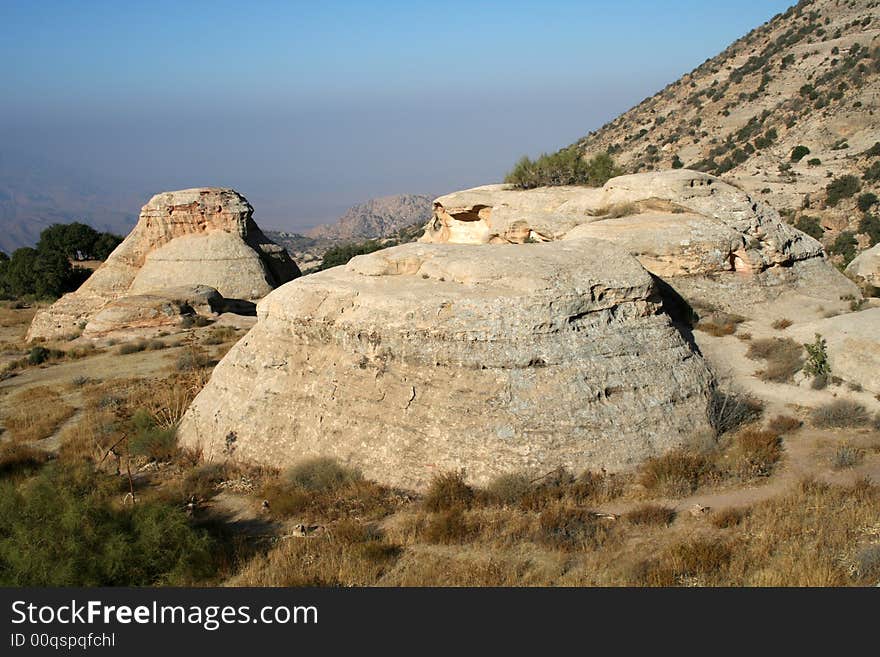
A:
[178, 240, 714, 490]
[82, 285, 223, 338]
[27, 188, 300, 341]
[420, 170, 857, 313]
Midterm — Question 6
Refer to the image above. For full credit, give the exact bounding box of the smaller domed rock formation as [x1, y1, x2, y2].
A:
[421, 170, 858, 314]
[27, 188, 300, 341]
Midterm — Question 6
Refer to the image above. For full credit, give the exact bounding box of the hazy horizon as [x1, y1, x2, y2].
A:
[1, 0, 792, 234]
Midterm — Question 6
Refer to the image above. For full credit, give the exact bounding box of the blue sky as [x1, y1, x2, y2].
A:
[1, 0, 793, 230]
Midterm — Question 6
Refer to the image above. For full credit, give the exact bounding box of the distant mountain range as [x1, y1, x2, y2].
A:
[266, 193, 433, 270]
[0, 152, 140, 254]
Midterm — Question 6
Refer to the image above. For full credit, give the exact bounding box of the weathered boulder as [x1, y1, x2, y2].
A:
[178, 240, 714, 490]
[788, 308, 880, 395]
[846, 243, 880, 289]
[27, 188, 300, 341]
[82, 285, 223, 338]
[421, 170, 857, 313]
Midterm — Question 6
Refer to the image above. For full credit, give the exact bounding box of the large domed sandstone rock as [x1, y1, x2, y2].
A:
[178, 240, 714, 490]
[846, 242, 880, 289]
[421, 170, 858, 313]
[27, 188, 300, 341]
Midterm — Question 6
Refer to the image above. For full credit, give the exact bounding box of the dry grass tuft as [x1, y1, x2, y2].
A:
[2, 386, 76, 442]
[233, 519, 401, 586]
[423, 470, 475, 512]
[811, 399, 870, 428]
[734, 429, 783, 478]
[261, 458, 398, 523]
[712, 507, 749, 529]
[0, 442, 50, 477]
[832, 444, 864, 469]
[537, 504, 612, 551]
[746, 337, 803, 382]
[638, 450, 720, 497]
[766, 414, 801, 434]
[695, 311, 745, 337]
[625, 504, 676, 526]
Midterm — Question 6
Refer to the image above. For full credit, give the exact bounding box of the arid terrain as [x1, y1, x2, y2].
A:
[1, 0, 880, 589]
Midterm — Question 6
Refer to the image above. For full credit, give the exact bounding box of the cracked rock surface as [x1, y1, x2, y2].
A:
[178, 240, 714, 489]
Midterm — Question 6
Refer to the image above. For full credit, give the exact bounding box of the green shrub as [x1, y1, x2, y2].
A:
[828, 231, 858, 265]
[803, 333, 830, 379]
[795, 215, 824, 239]
[505, 150, 621, 189]
[826, 175, 861, 206]
[127, 409, 177, 461]
[858, 213, 880, 245]
[857, 193, 878, 212]
[28, 346, 50, 365]
[790, 145, 810, 162]
[807, 158, 822, 166]
[318, 241, 387, 271]
[0, 463, 217, 585]
[864, 161, 880, 183]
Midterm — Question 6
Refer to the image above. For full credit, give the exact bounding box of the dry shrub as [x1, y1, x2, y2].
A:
[202, 326, 239, 345]
[423, 470, 475, 512]
[832, 444, 863, 469]
[766, 415, 801, 434]
[695, 311, 745, 337]
[520, 468, 623, 511]
[712, 507, 749, 529]
[261, 459, 396, 522]
[746, 337, 803, 382]
[625, 504, 676, 526]
[422, 508, 476, 544]
[734, 429, 782, 478]
[736, 332, 752, 341]
[285, 457, 362, 491]
[3, 386, 76, 442]
[811, 400, 870, 428]
[233, 519, 400, 586]
[484, 473, 532, 506]
[381, 549, 561, 587]
[181, 463, 228, 500]
[666, 539, 732, 577]
[594, 202, 638, 218]
[724, 478, 879, 586]
[638, 450, 720, 497]
[708, 389, 763, 436]
[536, 504, 612, 551]
[117, 340, 148, 355]
[771, 318, 793, 330]
[57, 409, 118, 462]
[854, 545, 880, 581]
[0, 442, 50, 477]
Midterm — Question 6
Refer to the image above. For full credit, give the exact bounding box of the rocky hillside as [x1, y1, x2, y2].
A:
[306, 194, 432, 241]
[267, 194, 431, 270]
[573, 0, 880, 264]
